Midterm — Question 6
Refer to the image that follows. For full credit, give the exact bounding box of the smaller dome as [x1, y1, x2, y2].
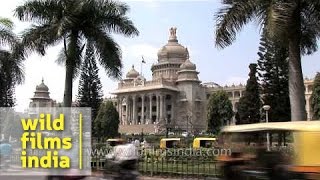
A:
[180, 59, 196, 70]
[36, 79, 49, 91]
[126, 65, 139, 78]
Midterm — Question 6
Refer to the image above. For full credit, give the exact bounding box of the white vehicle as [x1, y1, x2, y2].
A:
[168, 132, 174, 136]
[181, 132, 188, 137]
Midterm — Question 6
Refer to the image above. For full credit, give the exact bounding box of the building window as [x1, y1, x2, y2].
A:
[167, 115, 171, 123]
[234, 91, 240, 98]
[166, 95, 171, 100]
[152, 116, 157, 123]
[138, 107, 142, 113]
[308, 85, 313, 92]
[167, 105, 172, 111]
[228, 92, 233, 98]
[152, 106, 157, 112]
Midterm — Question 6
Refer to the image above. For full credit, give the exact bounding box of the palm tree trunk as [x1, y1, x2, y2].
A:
[63, 32, 78, 107]
[288, 11, 307, 121]
[63, 64, 73, 107]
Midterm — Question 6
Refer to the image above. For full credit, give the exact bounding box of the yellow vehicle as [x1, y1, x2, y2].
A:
[192, 137, 217, 149]
[106, 138, 125, 147]
[218, 121, 320, 180]
[160, 138, 181, 149]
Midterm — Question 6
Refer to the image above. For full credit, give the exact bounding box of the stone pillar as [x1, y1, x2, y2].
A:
[171, 96, 174, 123]
[149, 94, 153, 124]
[117, 97, 122, 124]
[141, 95, 145, 124]
[132, 95, 137, 124]
[306, 97, 310, 120]
[125, 96, 129, 125]
[160, 94, 163, 122]
[156, 95, 160, 122]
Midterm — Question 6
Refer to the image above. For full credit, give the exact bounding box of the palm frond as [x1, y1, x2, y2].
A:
[264, 1, 297, 39]
[14, 0, 63, 24]
[83, 27, 122, 80]
[0, 49, 25, 85]
[0, 17, 14, 29]
[21, 24, 63, 55]
[0, 28, 18, 46]
[299, 1, 320, 55]
[215, 0, 258, 48]
[79, 0, 139, 37]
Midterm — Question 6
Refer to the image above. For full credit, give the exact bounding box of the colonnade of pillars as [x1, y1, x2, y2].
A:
[117, 93, 174, 125]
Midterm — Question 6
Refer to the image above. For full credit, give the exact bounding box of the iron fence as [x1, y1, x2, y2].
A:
[7, 148, 222, 178]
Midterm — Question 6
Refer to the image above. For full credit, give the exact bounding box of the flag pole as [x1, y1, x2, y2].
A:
[141, 56, 145, 76]
[141, 60, 143, 76]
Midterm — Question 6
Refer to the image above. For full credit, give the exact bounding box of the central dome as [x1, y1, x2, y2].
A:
[157, 27, 188, 60]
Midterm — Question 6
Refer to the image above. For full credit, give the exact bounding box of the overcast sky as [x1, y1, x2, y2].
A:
[1, 0, 319, 112]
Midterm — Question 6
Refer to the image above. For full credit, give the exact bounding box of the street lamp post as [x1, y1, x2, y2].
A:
[263, 105, 271, 151]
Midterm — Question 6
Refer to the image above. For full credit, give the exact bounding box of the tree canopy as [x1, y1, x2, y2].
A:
[77, 42, 104, 123]
[15, 0, 139, 107]
[237, 64, 262, 124]
[214, 0, 320, 121]
[0, 17, 25, 107]
[311, 72, 320, 120]
[257, 31, 291, 122]
[207, 90, 233, 134]
[94, 101, 119, 140]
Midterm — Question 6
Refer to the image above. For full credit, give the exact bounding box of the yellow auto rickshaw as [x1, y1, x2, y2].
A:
[193, 137, 217, 149]
[160, 138, 181, 149]
[106, 138, 125, 147]
[218, 121, 320, 180]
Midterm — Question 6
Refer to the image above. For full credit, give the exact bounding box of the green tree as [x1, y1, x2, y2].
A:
[15, 0, 139, 107]
[94, 101, 119, 141]
[0, 17, 25, 107]
[311, 72, 320, 120]
[214, 0, 320, 121]
[257, 31, 291, 122]
[207, 90, 233, 134]
[76, 42, 103, 124]
[237, 64, 262, 124]
[257, 32, 291, 145]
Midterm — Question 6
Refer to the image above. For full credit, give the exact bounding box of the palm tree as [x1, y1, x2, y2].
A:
[214, 0, 320, 121]
[0, 17, 25, 107]
[15, 0, 139, 107]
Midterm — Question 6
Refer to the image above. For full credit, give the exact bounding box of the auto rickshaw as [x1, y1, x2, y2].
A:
[217, 121, 320, 180]
[193, 137, 217, 149]
[106, 138, 125, 147]
[160, 138, 181, 149]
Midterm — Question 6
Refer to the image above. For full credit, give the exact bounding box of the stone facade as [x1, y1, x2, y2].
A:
[112, 27, 315, 134]
[112, 27, 207, 134]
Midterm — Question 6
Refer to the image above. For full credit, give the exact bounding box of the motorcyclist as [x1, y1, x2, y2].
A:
[105, 140, 139, 179]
